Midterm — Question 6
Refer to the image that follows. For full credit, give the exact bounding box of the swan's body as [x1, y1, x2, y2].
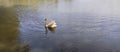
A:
[45, 18, 57, 28]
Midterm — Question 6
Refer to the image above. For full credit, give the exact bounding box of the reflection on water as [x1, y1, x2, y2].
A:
[45, 27, 57, 34]
[0, 7, 19, 52]
[0, 0, 58, 7]
[1, 0, 120, 52]
[21, 43, 29, 52]
[48, 27, 56, 32]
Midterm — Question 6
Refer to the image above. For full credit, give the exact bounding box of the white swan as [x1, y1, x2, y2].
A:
[45, 18, 57, 28]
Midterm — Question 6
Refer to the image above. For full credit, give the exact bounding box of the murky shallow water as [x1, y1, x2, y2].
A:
[1, 0, 120, 52]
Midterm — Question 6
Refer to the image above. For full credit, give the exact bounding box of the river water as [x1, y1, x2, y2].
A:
[1, 0, 120, 52]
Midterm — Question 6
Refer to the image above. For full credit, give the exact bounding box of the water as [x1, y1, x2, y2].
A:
[1, 0, 120, 52]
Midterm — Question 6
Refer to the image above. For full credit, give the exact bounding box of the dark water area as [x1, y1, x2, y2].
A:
[0, 7, 19, 52]
[1, 0, 120, 52]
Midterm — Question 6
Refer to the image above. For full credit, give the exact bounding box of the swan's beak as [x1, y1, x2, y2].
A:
[45, 18, 47, 21]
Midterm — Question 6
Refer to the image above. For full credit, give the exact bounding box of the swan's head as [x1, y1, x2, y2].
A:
[45, 18, 47, 21]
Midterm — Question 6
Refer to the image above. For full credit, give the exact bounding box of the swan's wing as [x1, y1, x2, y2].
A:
[47, 20, 56, 26]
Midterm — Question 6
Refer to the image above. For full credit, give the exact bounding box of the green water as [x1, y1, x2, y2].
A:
[0, 7, 19, 52]
[0, 0, 58, 52]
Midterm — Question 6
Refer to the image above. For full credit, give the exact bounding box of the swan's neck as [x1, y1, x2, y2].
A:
[45, 20, 48, 27]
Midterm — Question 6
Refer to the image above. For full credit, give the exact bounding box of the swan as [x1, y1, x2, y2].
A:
[45, 18, 57, 28]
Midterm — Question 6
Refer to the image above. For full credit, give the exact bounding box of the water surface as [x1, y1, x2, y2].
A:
[1, 0, 120, 52]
